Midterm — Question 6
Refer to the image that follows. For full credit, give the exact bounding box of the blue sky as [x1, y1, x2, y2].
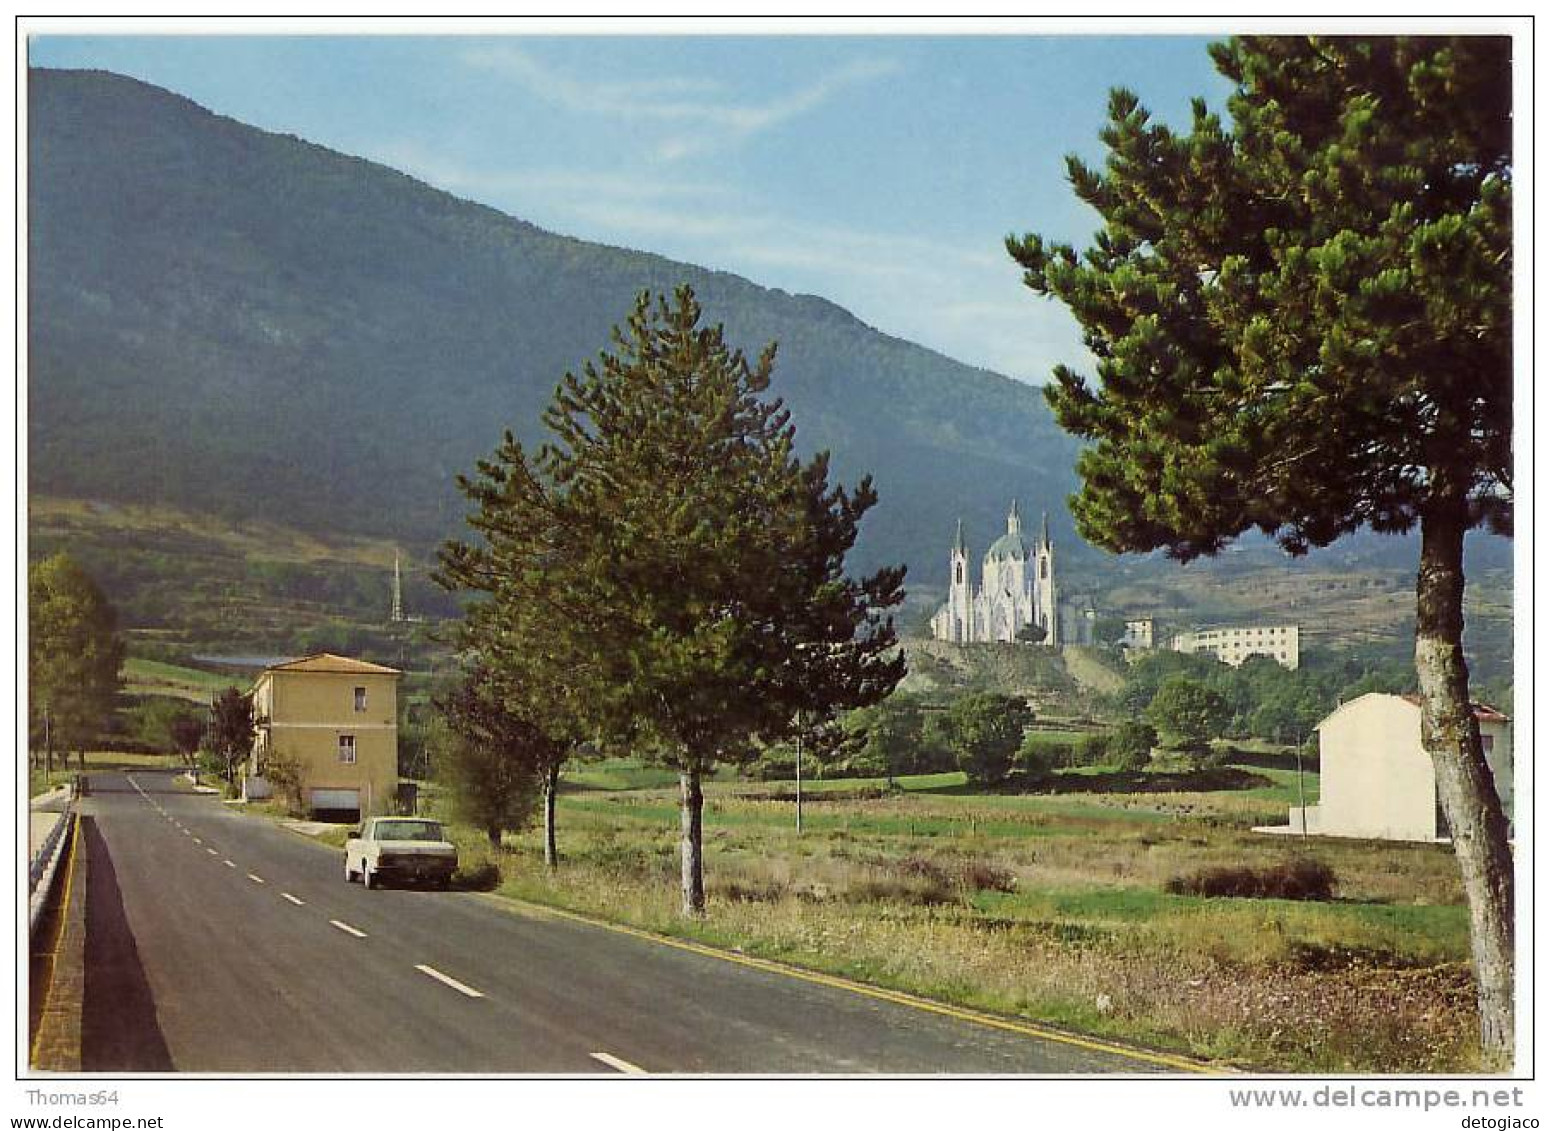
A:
[28, 33, 1233, 384]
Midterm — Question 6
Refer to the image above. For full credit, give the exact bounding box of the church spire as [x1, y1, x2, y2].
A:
[1008, 498, 1022, 535]
[1041, 510, 1051, 549]
[953, 517, 966, 554]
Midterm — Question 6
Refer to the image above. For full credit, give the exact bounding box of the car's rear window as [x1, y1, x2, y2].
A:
[374, 820, 446, 842]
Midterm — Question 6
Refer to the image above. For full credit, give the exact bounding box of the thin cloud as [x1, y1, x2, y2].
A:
[360, 139, 1084, 383]
[545, 195, 1086, 381]
[368, 142, 729, 210]
[461, 44, 900, 159]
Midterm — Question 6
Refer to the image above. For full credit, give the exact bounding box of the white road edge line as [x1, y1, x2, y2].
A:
[281, 893, 305, 906]
[331, 920, 368, 938]
[247, 873, 265, 884]
[590, 1052, 647, 1075]
[415, 964, 485, 999]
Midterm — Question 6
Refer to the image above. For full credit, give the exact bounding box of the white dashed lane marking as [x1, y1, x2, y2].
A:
[223, 860, 237, 869]
[415, 965, 485, 999]
[205, 847, 218, 856]
[248, 873, 266, 885]
[281, 893, 305, 906]
[331, 920, 368, 939]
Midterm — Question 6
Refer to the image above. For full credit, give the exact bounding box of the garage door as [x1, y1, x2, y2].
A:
[310, 788, 360, 811]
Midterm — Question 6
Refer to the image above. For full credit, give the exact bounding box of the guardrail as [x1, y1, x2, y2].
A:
[28, 780, 77, 935]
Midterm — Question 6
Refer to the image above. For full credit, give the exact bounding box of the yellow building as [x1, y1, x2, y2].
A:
[246, 653, 401, 818]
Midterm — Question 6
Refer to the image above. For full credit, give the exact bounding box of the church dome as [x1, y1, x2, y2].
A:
[985, 530, 1029, 562]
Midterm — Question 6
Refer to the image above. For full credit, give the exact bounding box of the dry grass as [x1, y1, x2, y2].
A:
[1166, 858, 1336, 901]
[496, 844, 1477, 1073]
[414, 768, 1480, 1073]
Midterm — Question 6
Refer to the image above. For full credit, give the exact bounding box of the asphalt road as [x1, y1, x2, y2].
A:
[74, 769, 1183, 1074]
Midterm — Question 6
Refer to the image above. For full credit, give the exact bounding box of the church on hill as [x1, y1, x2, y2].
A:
[929, 501, 1063, 646]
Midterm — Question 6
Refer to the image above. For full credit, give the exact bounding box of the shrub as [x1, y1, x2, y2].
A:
[259, 748, 305, 815]
[196, 747, 226, 781]
[847, 870, 956, 906]
[453, 860, 501, 891]
[1075, 732, 1110, 766]
[893, 855, 953, 886]
[894, 854, 1016, 894]
[1165, 857, 1337, 901]
[955, 858, 1018, 894]
[1110, 720, 1157, 770]
[715, 877, 788, 903]
[1017, 734, 1070, 777]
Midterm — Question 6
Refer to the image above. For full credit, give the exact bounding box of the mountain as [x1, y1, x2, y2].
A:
[27, 67, 1084, 587]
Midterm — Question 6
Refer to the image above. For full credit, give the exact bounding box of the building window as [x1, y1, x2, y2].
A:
[339, 735, 357, 764]
[354, 686, 367, 712]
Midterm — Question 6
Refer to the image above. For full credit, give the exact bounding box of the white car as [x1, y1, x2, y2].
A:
[344, 817, 458, 890]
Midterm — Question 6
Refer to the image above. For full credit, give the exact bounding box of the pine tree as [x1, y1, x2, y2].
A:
[1008, 35, 1513, 1059]
[438, 438, 609, 870]
[442, 287, 906, 914]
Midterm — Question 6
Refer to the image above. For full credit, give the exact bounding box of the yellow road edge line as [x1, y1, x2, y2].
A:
[504, 896, 1215, 1075]
[29, 811, 80, 1067]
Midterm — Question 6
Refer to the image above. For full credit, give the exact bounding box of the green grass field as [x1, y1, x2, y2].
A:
[28, 750, 181, 795]
[394, 756, 1477, 1074]
[122, 656, 235, 702]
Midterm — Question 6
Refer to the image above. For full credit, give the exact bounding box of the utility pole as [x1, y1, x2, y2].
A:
[794, 712, 804, 834]
[1293, 726, 1309, 839]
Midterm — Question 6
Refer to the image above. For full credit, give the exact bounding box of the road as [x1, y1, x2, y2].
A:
[72, 769, 1186, 1074]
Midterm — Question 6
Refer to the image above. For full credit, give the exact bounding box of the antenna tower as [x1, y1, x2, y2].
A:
[391, 551, 405, 623]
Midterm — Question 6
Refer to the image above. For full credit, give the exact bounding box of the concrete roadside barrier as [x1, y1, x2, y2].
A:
[29, 787, 75, 936]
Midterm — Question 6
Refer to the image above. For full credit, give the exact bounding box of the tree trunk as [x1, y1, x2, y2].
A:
[679, 766, 705, 916]
[543, 763, 560, 870]
[1416, 504, 1515, 1065]
[486, 824, 502, 851]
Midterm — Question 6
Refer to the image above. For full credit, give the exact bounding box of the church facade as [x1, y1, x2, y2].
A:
[930, 502, 1061, 645]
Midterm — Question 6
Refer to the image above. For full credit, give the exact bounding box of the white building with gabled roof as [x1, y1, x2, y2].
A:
[1258, 692, 1512, 842]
